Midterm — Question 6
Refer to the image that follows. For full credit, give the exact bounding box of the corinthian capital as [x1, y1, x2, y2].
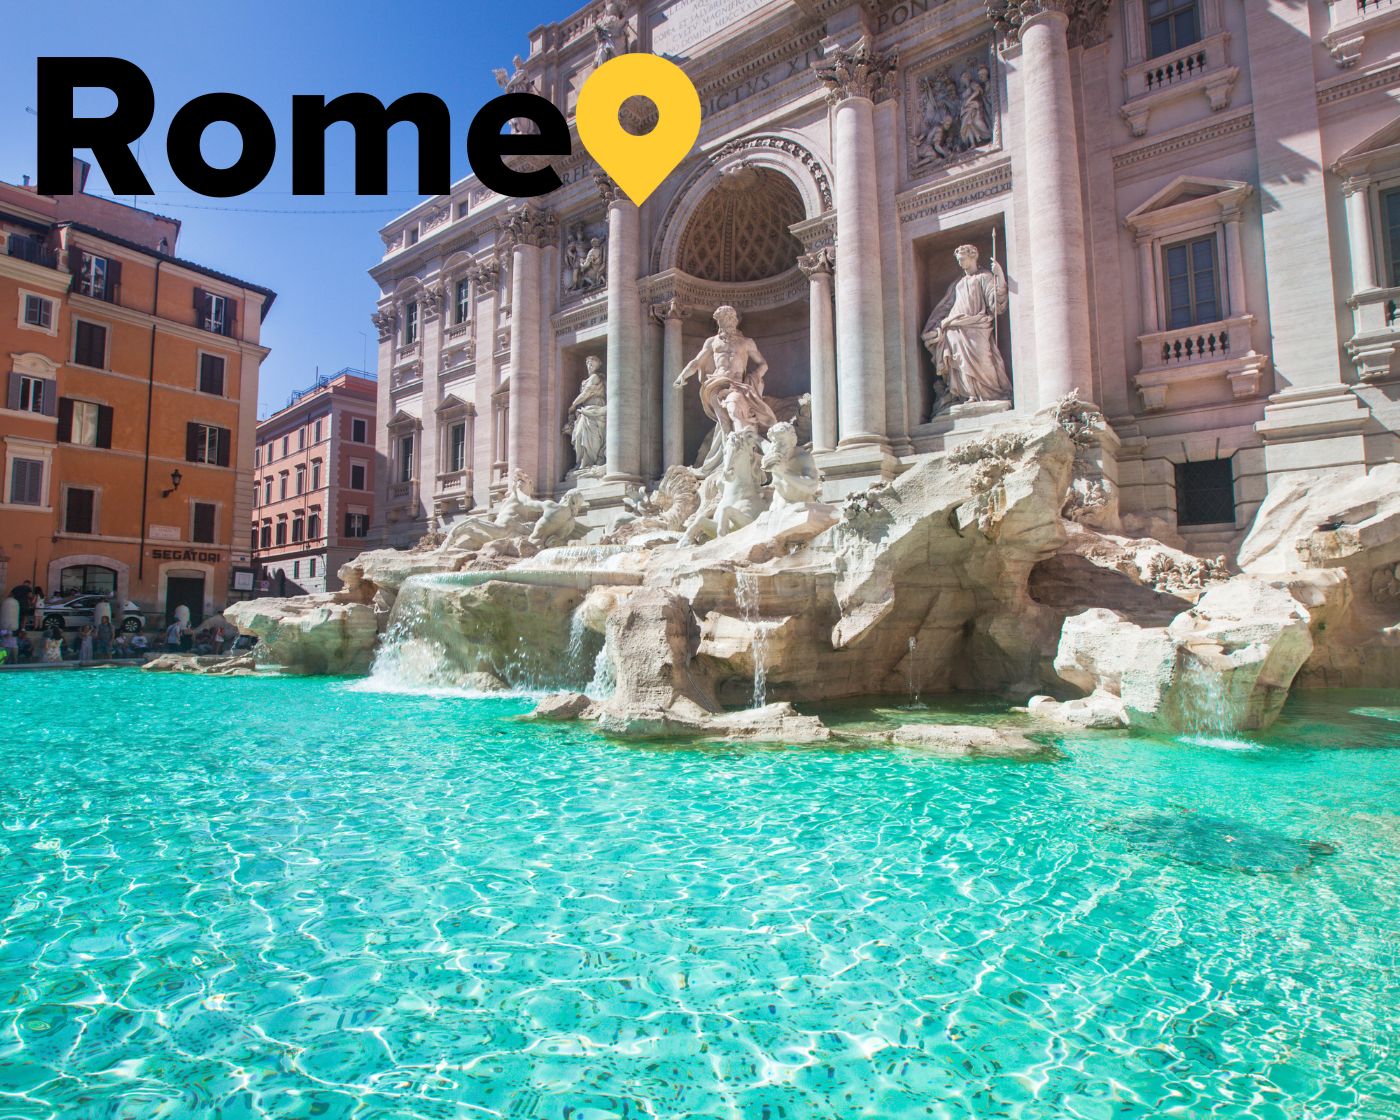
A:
[472, 254, 503, 288]
[370, 307, 397, 341]
[814, 35, 898, 105]
[503, 204, 558, 248]
[987, 0, 1110, 47]
[798, 247, 835, 278]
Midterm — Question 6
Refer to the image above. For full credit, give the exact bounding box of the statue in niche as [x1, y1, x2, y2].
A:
[762, 422, 822, 513]
[913, 61, 994, 166]
[593, 0, 630, 68]
[675, 305, 777, 475]
[921, 244, 1011, 408]
[564, 224, 607, 294]
[564, 355, 608, 472]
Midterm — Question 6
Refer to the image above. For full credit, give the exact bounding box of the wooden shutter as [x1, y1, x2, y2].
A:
[7, 373, 22, 411]
[193, 286, 206, 311]
[344, 512, 353, 537]
[57, 397, 74, 442]
[193, 503, 216, 543]
[225, 299, 238, 338]
[65, 488, 94, 534]
[69, 247, 85, 291]
[186, 422, 200, 462]
[215, 427, 231, 468]
[41, 379, 57, 417]
[106, 259, 122, 303]
[96, 405, 114, 449]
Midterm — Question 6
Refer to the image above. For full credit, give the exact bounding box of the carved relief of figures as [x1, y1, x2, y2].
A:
[921, 244, 1011, 408]
[911, 52, 996, 169]
[564, 355, 608, 472]
[592, 0, 630, 68]
[563, 221, 608, 294]
[493, 56, 539, 134]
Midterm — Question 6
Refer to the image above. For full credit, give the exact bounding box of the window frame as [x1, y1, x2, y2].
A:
[1174, 456, 1237, 528]
[197, 351, 227, 397]
[191, 500, 218, 544]
[16, 374, 47, 415]
[351, 417, 369, 443]
[6, 454, 47, 508]
[71, 317, 110, 370]
[350, 461, 368, 491]
[1161, 233, 1222, 330]
[190, 423, 228, 466]
[1145, 0, 1201, 58]
[78, 253, 110, 301]
[62, 484, 98, 535]
[403, 300, 419, 346]
[18, 291, 56, 335]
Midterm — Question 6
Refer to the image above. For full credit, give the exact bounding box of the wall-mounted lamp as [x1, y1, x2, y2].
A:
[161, 469, 183, 498]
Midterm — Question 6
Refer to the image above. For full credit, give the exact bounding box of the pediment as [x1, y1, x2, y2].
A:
[1333, 118, 1400, 175]
[11, 352, 60, 377]
[1124, 176, 1252, 235]
[435, 392, 476, 416]
[386, 408, 420, 429]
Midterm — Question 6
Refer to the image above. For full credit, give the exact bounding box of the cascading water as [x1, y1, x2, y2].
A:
[904, 635, 924, 708]
[735, 572, 768, 709]
[361, 577, 463, 694]
[1176, 648, 1255, 750]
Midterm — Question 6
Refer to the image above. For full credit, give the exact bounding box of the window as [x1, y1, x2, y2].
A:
[295, 465, 306, 495]
[64, 487, 95, 534]
[1146, 0, 1200, 57]
[263, 478, 273, 504]
[186, 423, 230, 466]
[275, 520, 288, 546]
[346, 512, 369, 538]
[309, 558, 317, 578]
[260, 521, 272, 549]
[58, 564, 115, 596]
[403, 300, 419, 345]
[250, 527, 259, 551]
[195, 289, 236, 336]
[192, 502, 217, 544]
[293, 560, 300, 579]
[298, 428, 306, 451]
[9, 458, 44, 505]
[23, 295, 53, 330]
[77, 253, 119, 302]
[398, 434, 415, 483]
[1383, 187, 1400, 288]
[307, 512, 321, 539]
[449, 422, 466, 473]
[350, 462, 367, 491]
[1175, 458, 1235, 527]
[16, 375, 46, 414]
[199, 353, 226, 396]
[455, 278, 470, 324]
[313, 419, 322, 443]
[1163, 236, 1220, 329]
[311, 459, 322, 490]
[254, 447, 261, 467]
[59, 399, 111, 448]
[292, 515, 304, 543]
[279, 473, 288, 500]
[351, 417, 368, 443]
[281, 436, 289, 457]
[73, 320, 107, 368]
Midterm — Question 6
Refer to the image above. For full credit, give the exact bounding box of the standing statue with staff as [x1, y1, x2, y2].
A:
[921, 241, 1011, 408]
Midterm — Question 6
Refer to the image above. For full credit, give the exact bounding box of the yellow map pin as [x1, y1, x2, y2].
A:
[576, 54, 701, 206]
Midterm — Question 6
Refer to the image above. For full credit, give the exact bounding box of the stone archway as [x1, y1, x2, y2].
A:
[675, 167, 806, 284]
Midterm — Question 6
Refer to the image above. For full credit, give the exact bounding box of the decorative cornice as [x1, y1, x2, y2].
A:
[895, 159, 1013, 225]
[814, 35, 899, 104]
[1111, 109, 1253, 172]
[1317, 60, 1400, 106]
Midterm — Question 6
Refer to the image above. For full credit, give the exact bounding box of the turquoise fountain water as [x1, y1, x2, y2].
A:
[1, 671, 1398, 1118]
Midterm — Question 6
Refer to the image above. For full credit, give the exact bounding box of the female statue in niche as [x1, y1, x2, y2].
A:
[921, 243, 1011, 407]
[565, 355, 608, 471]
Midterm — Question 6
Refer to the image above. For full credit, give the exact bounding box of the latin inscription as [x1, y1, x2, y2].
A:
[651, 0, 774, 58]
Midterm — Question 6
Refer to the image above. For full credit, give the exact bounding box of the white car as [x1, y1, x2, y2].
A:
[40, 595, 146, 636]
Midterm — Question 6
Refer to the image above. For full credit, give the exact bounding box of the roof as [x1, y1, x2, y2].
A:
[57, 220, 278, 319]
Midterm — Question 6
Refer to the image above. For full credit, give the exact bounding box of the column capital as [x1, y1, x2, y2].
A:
[814, 35, 898, 105]
[503, 203, 557, 249]
[650, 297, 688, 326]
[471, 254, 503, 289]
[420, 281, 446, 320]
[798, 246, 835, 278]
[1342, 173, 1373, 197]
[594, 171, 628, 207]
[987, 0, 1110, 48]
[370, 307, 397, 342]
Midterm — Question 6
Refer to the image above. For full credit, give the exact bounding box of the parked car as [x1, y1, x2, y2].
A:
[40, 595, 146, 637]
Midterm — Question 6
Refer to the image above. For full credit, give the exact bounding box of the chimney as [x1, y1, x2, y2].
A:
[72, 158, 91, 195]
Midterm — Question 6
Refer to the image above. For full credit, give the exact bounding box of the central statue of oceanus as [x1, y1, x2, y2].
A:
[921, 243, 1011, 408]
[674, 305, 777, 473]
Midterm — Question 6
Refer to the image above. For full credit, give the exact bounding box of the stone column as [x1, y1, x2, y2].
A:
[505, 205, 555, 493]
[418, 280, 446, 526]
[369, 305, 396, 541]
[600, 174, 644, 483]
[1221, 202, 1249, 317]
[799, 247, 838, 450]
[817, 36, 896, 449]
[1344, 177, 1377, 294]
[654, 299, 688, 470]
[471, 258, 501, 510]
[1015, 0, 1094, 406]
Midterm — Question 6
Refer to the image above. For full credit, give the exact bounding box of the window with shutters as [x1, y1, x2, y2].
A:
[295, 465, 306, 495]
[8, 458, 44, 505]
[398, 434, 415, 483]
[275, 519, 288, 546]
[292, 515, 304, 543]
[1383, 187, 1400, 289]
[197, 291, 231, 335]
[188, 423, 229, 466]
[250, 527, 259, 552]
[263, 477, 273, 504]
[1175, 458, 1236, 527]
[346, 512, 369, 538]
[260, 521, 272, 549]
[66, 400, 101, 447]
[313, 419, 323, 443]
[77, 253, 117, 301]
[198, 353, 226, 396]
[1162, 235, 1220, 329]
[293, 560, 300, 579]
[73, 320, 107, 368]
[309, 558, 317, 578]
[350, 462, 367, 490]
[16, 375, 46, 414]
[298, 428, 305, 450]
[64, 487, 96, 534]
[311, 459, 322, 490]
[351, 417, 368, 443]
[21, 294, 53, 331]
[192, 502, 217, 544]
[307, 511, 321, 539]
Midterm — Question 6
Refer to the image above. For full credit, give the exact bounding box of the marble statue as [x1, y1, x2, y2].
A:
[682, 429, 767, 543]
[529, 490, 589, 548]
[593, 0, 629, 68]
[440, 470, 541, 551]
[922, 244, 1011, 406]
[914, 62, 994, 166]
[762, 422, 822, 512]
[564, 356, 607, 472]
[494, 57, 539, 135]
[675, 305, 777, 474]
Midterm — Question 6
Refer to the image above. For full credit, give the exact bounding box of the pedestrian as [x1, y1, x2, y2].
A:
[78, 624, 94, 662]
[95, 617, 114, 659]
[41, 633, 63, 663]
[165, 618, 185, 653]
[130, 632, 149, 657]
[0, 629, 17, 666]
[10, 582, 33, 629]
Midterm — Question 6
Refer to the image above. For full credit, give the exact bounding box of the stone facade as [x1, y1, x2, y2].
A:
[369, 0, 1400, 558]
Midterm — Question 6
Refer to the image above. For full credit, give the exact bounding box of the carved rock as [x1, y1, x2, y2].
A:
[224, 596, 379, 676]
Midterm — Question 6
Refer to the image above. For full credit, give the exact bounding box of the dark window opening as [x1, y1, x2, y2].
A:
[1175, 457, 1236, 527]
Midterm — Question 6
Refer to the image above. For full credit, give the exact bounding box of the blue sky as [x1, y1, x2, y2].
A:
[2, 0, 572, 414]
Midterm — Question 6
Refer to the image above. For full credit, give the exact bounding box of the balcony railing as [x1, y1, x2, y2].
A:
[1326, 0, 1400, 63]
[1158, 324, 1233, 366]
[5, 233, 58, 269]
[1121, 32, 1237, 135]
[1143, 49, 1209, 92]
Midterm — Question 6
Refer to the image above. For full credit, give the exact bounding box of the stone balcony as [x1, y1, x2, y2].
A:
[1324, 0, 1400, 66]
[390, 365, 423, 392]
[1120, 33, 1239, 137]
[1134, 314, 1268, 411]
[1346, 286, 1400, 380]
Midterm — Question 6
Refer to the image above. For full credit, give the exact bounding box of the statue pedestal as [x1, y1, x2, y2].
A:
[909, 399, 1017, 455]
[570, 475, 642, 534]
[947, 399, 1012, 420]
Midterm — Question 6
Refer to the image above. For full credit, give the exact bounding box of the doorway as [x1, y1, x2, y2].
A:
[165, 576, 206, 627]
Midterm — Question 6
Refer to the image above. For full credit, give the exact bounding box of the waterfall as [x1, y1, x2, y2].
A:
[360, 579, 462, 694]
[905, 635, 924, 708]
[735, 571, 768, 709]
[1176, 649, 1255, 750]
[586, 640, 616, 699]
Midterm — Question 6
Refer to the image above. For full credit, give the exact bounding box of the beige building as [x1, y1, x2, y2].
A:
[369, 0, 1400, 558]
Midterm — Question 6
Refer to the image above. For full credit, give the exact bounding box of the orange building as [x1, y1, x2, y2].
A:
[0, 161, 275, 625]
[252, 369, 378, 595]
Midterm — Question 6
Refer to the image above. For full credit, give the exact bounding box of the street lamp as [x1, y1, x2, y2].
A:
[161, 469, 183, 498]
